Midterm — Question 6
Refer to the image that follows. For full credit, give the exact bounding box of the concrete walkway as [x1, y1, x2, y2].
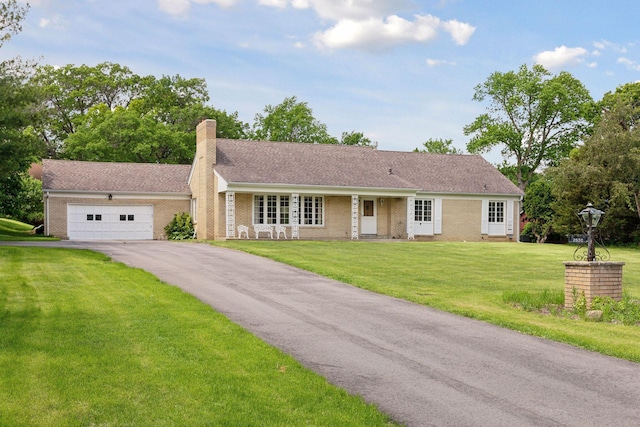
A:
[4, 240, 640, 426]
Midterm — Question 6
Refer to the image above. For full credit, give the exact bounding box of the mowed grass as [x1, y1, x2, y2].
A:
[215, 240, 640, 363]
[0, 247, 396, 426]
[0, 218, 56, 241]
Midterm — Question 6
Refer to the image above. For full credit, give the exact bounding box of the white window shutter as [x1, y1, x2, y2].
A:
[434, 198, 442, 234]
[506, 200, 514, 234]
[481, 199, 489, 234]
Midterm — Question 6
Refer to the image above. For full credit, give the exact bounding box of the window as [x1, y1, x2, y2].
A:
[253, 195, 323, 226]
[87, 214, 94, 221]
[128, 215, 135, 221]
[120, 215, 126, 221]
[488, 201, 504, 223]
[414, 199, 432, 222]
[95, 214, 102, 221]
[303, 196, 323, 225]
[254, 195, 290, 225]
[120, 214, 134, 221]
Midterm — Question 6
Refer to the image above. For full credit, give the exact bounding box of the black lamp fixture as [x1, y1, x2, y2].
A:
[578, 202, 604, 261]
[108, 194, 113, 201]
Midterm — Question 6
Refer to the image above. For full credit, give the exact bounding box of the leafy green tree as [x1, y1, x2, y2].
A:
[464, 64, 594, 190]
[252, 96, 338, 144]
[414, 138, 462, 154]
[0, 63, 42, 179]
[31, 63, 249, 161]
[551, 100, 640, 242]
[31, 62, 142, 157]
[599, 82, 640, 130]
[63, 102, 192, 164]
[340, 131, 376, 147]
[522, 178, 555, 243]
[0, 0, 28, 48]
[0, 173, 43, 224]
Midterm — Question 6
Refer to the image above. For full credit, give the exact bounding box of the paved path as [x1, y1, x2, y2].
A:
[4, 241, 640, 426]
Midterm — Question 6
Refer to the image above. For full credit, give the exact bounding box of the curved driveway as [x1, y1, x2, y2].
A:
[7, 240, 640, 426]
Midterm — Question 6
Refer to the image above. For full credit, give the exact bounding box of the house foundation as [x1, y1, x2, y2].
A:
[563, 261, 624, 309]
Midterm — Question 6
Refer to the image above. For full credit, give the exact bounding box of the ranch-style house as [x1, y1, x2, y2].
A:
[42, 119, 524, 241]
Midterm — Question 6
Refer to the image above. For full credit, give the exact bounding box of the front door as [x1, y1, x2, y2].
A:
[361, 199, 377, 235]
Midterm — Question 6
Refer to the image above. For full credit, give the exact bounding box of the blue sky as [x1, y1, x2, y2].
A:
[4, 0, 640, 162]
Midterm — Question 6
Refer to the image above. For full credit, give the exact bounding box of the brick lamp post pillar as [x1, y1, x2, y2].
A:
[564, 203, 623, 309]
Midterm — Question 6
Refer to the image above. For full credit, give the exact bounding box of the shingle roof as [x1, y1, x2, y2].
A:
[42, 159, 191, 194]
[215, 139, 523, 195]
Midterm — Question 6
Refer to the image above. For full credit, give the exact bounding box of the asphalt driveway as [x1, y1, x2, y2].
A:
[6, 240, 640, 426]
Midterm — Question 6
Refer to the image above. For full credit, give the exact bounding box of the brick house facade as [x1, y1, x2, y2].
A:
[190, 120, 523, 242]
[42, 119, 523, 241]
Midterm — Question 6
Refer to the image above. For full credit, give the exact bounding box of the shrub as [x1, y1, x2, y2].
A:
[164, 212, 194, 240]
[590, 294, 640, 325]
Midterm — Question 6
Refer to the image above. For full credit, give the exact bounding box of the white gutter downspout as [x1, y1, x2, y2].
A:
[45, 191, 50, 236]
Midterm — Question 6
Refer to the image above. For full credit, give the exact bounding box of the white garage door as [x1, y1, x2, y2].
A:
[67, 204, 154, 240]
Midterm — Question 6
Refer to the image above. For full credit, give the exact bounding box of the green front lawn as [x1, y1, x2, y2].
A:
[215, 240, 640, 363]
[0, 247, 396, 426]
[0, 218, 57, 241]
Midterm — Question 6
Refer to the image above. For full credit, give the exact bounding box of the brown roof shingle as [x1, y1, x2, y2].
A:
[215, 139, 523, 195]
[42, 159, 191, 194]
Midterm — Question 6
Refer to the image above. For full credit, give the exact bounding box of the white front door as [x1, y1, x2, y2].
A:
[360, 198, 377, 235]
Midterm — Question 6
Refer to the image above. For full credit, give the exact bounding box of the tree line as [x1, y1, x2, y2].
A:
[2, 0, 640, 243]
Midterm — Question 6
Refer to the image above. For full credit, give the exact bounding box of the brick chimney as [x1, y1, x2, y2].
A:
[192, 119, 217, 239]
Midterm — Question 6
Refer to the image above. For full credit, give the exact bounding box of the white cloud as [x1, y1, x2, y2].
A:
[38, 14, 67, 30]
[594, 39, 627, 54]
[426, 58, 455, 67]
[158, 0, 239, 18]
[533, 46, 589, 69]
[257, 0, 287, 7]
[156, 0, 475, 51]
[618, 57, 640, 71]
[440, 19, 475, 45]
[314, 14, 474, 51]
[266, 0, 409, 20]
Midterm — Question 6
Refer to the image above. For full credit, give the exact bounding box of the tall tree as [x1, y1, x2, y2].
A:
[551, 99, 640, 243]
[0, 62, 41, 180]
[0, 1, 45, 221]
[0, 0, 28, 48]
[31, 62, 142, 157]
[464, 64, 594, 190]
[252, 96, 338, 144]
[522, 177, 555, 243]
[30, 63, 249, 160]
[414, 138, 462, 154]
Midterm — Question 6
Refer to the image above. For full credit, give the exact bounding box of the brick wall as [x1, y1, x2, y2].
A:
[563, 261, 624, 308]
[224, 194, 519, 241]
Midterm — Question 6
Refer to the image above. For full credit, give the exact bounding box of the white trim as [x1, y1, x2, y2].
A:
[506, 199, 514, 235]
[191, 198, 197, 224]
[44, 190, 190, 200]
[481, 199, 489, 234]
[215, 170, 228, 192]
[226, 183, 418, 197]
[351, 195, 359, 239]
[291, 193, 299, 239]
[226, 192, 235, 238]
[434, 197, 442, 235]
[44, 191, 50, 236]
[187, 156, 198, 186]
[406, 197, 414, 239]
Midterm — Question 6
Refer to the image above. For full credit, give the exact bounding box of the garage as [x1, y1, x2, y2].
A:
[67, 204, 154, 240]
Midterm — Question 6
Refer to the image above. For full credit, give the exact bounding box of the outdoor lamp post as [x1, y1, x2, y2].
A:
[578, 202, 604, 262]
